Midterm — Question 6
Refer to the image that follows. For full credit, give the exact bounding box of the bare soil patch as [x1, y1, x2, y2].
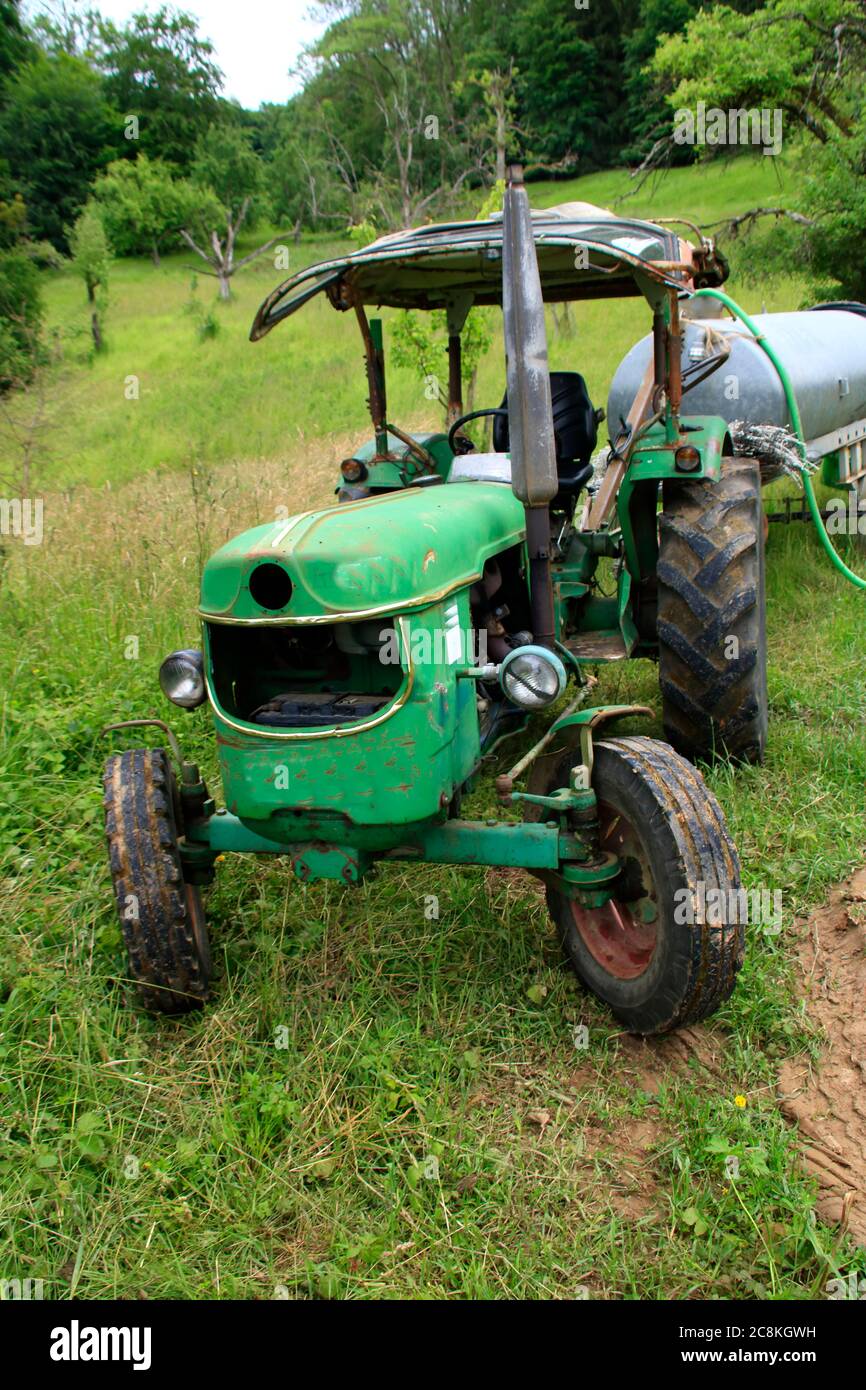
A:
[777, 868, 866, 1246]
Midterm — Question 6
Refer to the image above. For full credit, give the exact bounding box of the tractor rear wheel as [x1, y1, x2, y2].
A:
[543, 736, 744, 1035]
[103, 748, 211, 1014]
[657, 457, 767, 763]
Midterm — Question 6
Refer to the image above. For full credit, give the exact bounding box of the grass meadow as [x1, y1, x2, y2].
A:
[2, 152, 866, 1299]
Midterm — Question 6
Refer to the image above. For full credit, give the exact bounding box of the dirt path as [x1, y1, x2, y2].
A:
[483, 865, 866, 1243]
[777, 869, 866, 1246]
[569, 872, 866, 1246]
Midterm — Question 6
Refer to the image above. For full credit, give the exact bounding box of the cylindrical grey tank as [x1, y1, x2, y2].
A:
[607, 308, 866, 455]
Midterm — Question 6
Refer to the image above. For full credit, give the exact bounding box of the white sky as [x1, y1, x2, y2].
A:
[23, 0, 331, 108]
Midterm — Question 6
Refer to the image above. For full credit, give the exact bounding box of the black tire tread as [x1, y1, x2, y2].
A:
[658, 458, 767, 763]
[103, 748, 210, 1014]
[548, 735, 744, 1034]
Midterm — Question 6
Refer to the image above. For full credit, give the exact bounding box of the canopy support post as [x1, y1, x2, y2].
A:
[354, 300, 389, 456]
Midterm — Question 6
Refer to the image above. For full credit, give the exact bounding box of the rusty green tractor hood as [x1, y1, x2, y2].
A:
[200, 482, 526, 624]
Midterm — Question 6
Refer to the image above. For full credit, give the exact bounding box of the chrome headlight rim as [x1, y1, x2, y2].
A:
[499, 644, 567, 710]
[159, 648, 206, 710]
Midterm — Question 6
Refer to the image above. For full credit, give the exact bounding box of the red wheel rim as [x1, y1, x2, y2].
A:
[568, 800, 658, 981]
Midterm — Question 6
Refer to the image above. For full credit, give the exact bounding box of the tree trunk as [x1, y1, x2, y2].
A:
[151, 243, 161, 267]
[495, 104, 507, 183]
[91, 311, 103, 351]
[86, 280, 96, 304]
[217, 273, 231, 301]
[553, 302, 575, 338]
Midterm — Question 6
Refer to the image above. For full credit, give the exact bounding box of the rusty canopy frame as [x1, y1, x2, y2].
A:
[249, 204, 727, 463]
[249, 207, 723, 340]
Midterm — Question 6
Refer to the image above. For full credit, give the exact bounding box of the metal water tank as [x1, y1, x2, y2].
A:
[606, 306, 866, 458]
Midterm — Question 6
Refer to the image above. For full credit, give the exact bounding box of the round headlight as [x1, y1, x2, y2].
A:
[500, 645, 567, 710]
[159, 649, 206, 709]
[340, 457, 368, 483]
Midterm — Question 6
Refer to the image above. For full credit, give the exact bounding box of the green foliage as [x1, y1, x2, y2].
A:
[0, 245, 42, 384]
[0, 187, 26, 249]
[349, 219, 378, 248]
[68, 203, 110, 304]
[0, 0, 32, 80]
[649, 0, 866, 300]
[509, 0, 606, 167]
[804, 122, 866, 301]
[453, 64, 520, 181]
[96, 5, 223, 169]
[93, 154, 212, 262]
[253, 104, 337, 230]
[391, 307, 494, 414]
[190, 122, 264, 225]
[0, 52, 120, 247]
[651, 0, 859, 144]
[183, 278, 220, 341]
[621, 0, 697, 160]
[0, 0, 756, 247]
[475, 178, 506, 221]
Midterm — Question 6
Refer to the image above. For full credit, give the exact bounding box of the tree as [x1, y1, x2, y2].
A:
[0, 52, 119, 246]
[26, 2, 104, 62]
[509, 0, 615, 169]
[621, 0, 696, 162]
[275, 103, 369, 230]
[69, 203, 110, 349]
[391, 307, 493, 416]
[0, 247, 42, 388]
[93, 154, 211, 264]
[619, 0, 768, 163]
[309, 0, 482, 229]
[457, 64, 522, 183]
[0, 0, 33, 81]
[69, 204, 110, 304]
[650, 0, 860, 147]
[805, 122, 866, 300]
[180, 123, 285, 299]
[96, 6, 223, 169]
[0, 178, 26, 249]
[649, 0, 866, 296]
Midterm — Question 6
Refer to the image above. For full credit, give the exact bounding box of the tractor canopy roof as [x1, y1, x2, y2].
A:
[250, 202, 699, 341]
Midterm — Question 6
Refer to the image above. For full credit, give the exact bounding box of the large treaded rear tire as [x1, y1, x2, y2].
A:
[546, 736, 744, 1035]
[103, 748, 211, 1014]
[658, 457, 767, 764]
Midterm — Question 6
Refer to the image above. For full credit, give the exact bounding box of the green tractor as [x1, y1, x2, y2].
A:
[103, 168, 746, 1033]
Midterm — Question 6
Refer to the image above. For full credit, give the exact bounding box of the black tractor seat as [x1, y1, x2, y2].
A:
[492, 370, 603, 477]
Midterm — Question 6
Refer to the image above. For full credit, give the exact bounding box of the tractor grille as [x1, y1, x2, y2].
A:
[206, 620, 404, 729]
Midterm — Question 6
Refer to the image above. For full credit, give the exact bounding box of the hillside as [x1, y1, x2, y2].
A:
[22, 152, 804, 490]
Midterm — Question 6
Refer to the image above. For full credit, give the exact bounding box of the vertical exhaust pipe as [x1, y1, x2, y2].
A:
[502, 164, 558, 649]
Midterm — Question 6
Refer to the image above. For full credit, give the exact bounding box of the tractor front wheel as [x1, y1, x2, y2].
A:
[545, 736, 744, 1035]
[657, 457, 767, 763]
[103, 748, 211, 1014]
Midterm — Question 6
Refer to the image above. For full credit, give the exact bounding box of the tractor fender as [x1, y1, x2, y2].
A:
[523, 704, 654, 814]
[549, 702, 655, 739]
[550, 703, 654, 780]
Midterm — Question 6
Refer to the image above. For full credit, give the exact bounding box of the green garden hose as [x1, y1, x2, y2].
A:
[692, 285, 866, 590]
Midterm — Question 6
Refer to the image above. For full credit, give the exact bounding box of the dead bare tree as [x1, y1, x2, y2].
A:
[706, 207, 816, 237]
[180, 207, 290, 300]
